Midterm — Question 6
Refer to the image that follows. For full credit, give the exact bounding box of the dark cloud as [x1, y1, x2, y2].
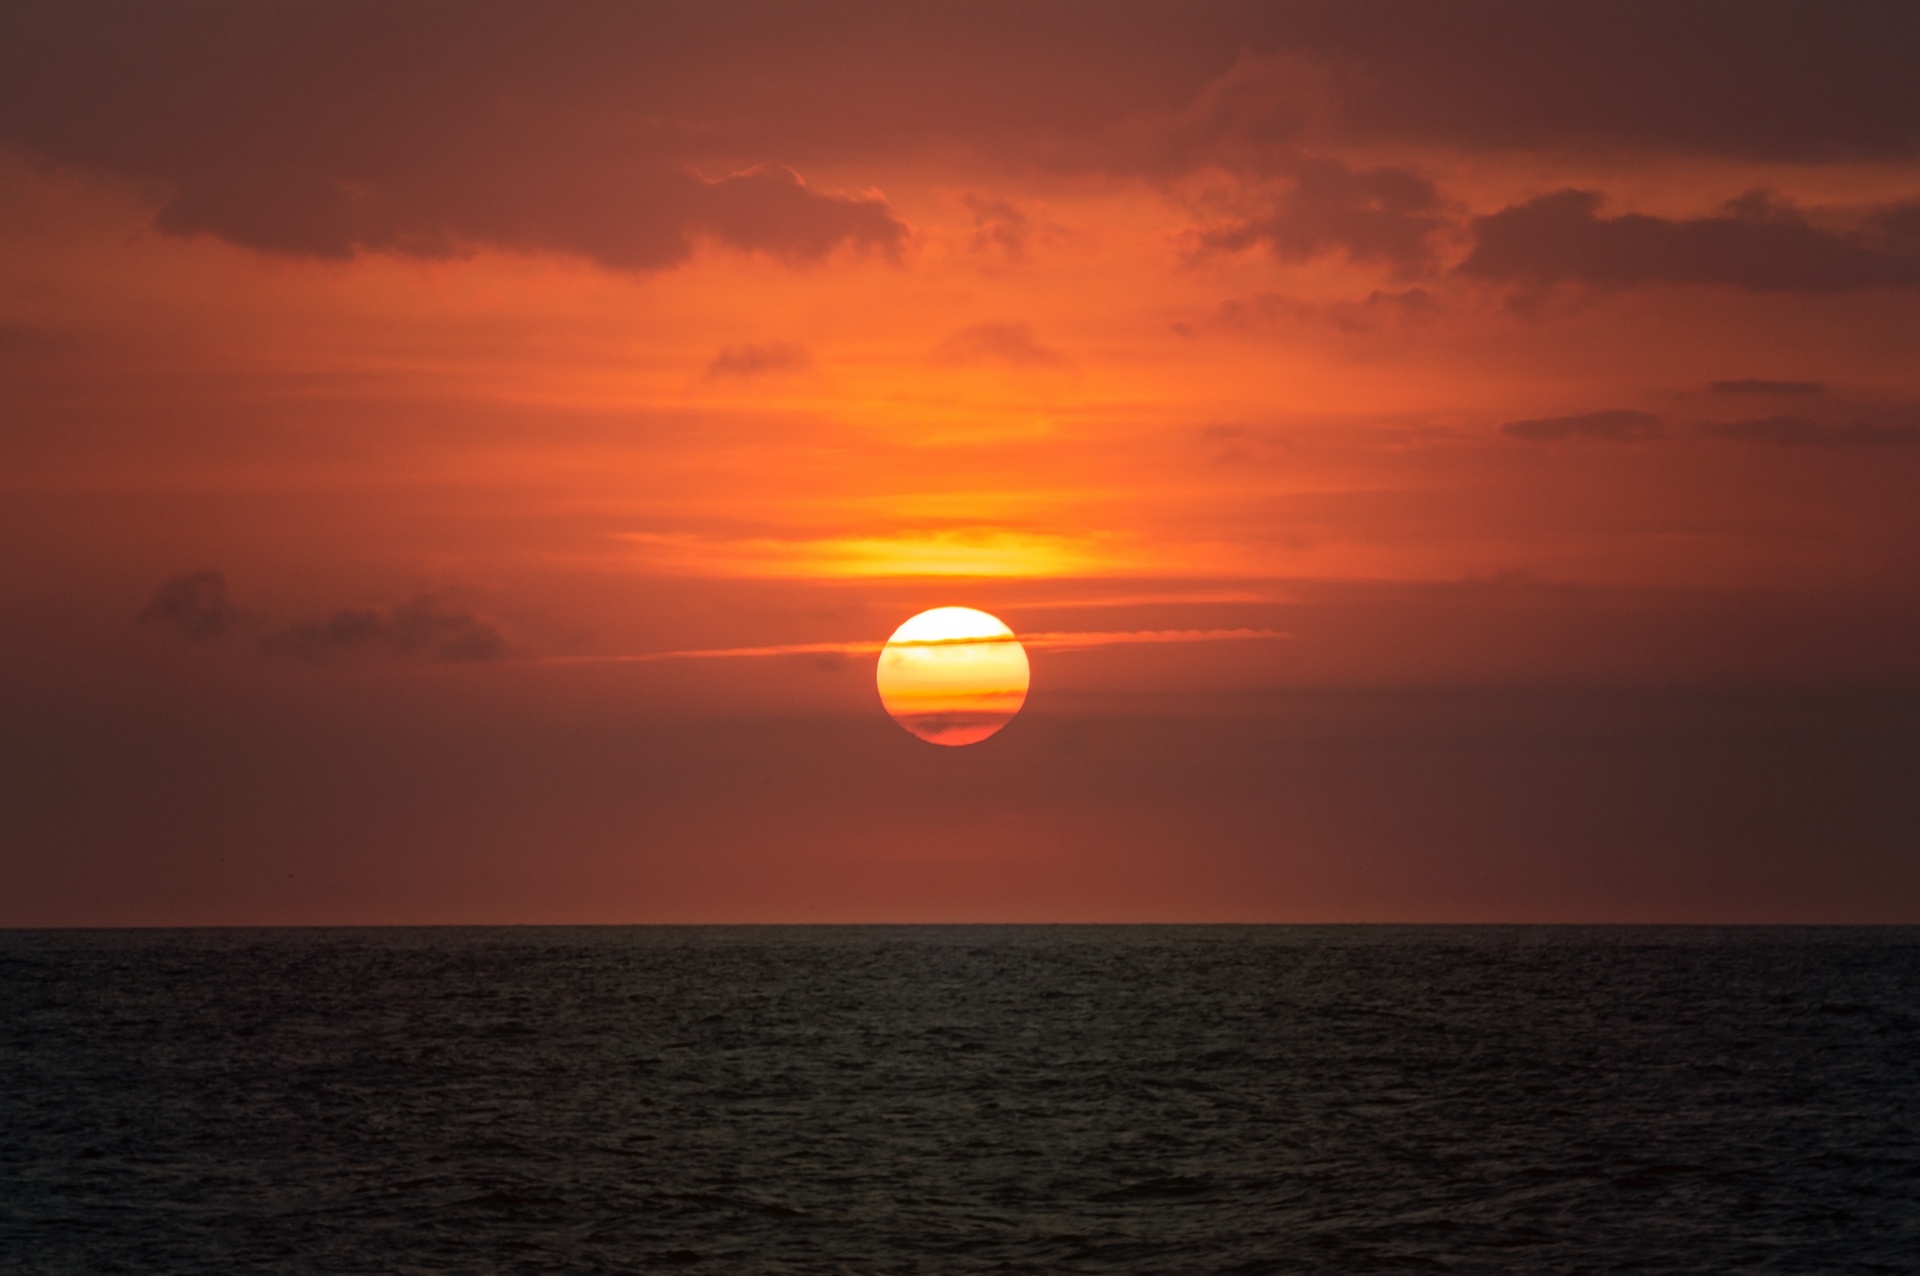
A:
[1106, 8, 1920, 175]
[260, 595, 506, 663]
[931, 322, 1068, 369]
[144, 155, 905, 273]
[139, 572, 236, 640]
[1192, 157, 1446, 274]
[1708, 379, 1825, 396]
[694, 164, 905, 267]
[1502, 410, 1665, 443]
[1303, 5, 1920, 163]
[0, 6, 906, 273]
[1461, 190, 1920, 294]
[5, 3, 1919, 276]
[705, 341, 813, 380]
[1703, 415, 1920, 448]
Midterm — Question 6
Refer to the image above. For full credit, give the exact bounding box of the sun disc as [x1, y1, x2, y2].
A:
[876, 607, 1029, 746]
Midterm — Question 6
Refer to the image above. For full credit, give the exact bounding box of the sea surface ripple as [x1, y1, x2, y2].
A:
[2, 926, 1917, 1273]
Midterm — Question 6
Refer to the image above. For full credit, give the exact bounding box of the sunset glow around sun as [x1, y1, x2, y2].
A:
[0, 4, 1917, 928]
[876, 608, 1030, 746]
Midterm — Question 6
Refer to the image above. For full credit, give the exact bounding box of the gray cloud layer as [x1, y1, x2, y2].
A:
[5, 3, 1918, 275]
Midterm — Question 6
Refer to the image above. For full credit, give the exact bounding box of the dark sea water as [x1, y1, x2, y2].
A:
[2, 927, 1917, 1274]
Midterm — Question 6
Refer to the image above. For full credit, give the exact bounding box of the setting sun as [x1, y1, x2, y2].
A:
[875, 607, 1030, 746]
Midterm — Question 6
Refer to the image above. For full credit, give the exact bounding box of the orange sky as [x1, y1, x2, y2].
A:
[3, 2, 1918, 924]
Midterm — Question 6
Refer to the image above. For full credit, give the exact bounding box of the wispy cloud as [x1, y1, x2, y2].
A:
[704, 341, 812, 380]
[139, 571, 236, 641]
[1020, 628, 1288, 652]
[1502, 409, 1664, 442]
[930, 322, 1068, 368]
[617, 529, 1113, 578]
[261, 595, 506, 663]
[539, 628, 1287, 665]
[1702, 415, 1920, 448]
[1707, 379, 1825, 396]
[1007, 589, 1292, 610]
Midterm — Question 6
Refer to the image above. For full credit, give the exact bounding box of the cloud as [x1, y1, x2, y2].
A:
[705, 341, 812, 380]
[1708, 379, 1825, 396]
[1009, 589, 1289, 610]
[692, 164, 906, 266]
[1208, 286, 1437, 337]
[930, 322, 1067, 368]
[1703, 415, 1920, 448]
[260, 595, 505, 663]
[139, 571, 236, 640]
[1495, 401, 1920, 449]
[1134, 13, 1920, 166]
[1192, 157, 1446, 275]
[1461, 190, 1920, 293]
[541, 627, 1288, 664]
[965, 195, 1031, 261]
[1502, 409, 1665, 442]
[0, 3, 907, 275]
[1020, 627, 1288, 652]
[7, 5, 1920, 284]
[6, 4, 1920, 243]
[143, 156, 906, 273]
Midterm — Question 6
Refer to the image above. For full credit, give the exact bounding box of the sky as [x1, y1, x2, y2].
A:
[2, 1, 1917, 925]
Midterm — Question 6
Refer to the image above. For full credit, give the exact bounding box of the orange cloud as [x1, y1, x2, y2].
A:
[540, 627, 1287, 664]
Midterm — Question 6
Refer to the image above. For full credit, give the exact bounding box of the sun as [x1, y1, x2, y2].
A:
[875, 607, 1030, 746]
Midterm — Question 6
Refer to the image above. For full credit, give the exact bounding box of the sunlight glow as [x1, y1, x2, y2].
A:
[619, 530, 1108, 577]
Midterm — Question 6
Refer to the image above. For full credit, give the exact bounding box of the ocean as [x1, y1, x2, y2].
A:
[2, 926, 1916, 1273]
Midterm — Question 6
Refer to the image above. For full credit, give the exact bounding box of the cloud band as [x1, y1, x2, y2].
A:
[540, 627, 1288, 665]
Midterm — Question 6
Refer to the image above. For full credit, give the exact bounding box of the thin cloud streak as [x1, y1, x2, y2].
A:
[1021, 628, 1290, 652]
[1009, 590, 1292, 610]
[539, 627, 1289, 665]
[544, 641, 884, 665]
